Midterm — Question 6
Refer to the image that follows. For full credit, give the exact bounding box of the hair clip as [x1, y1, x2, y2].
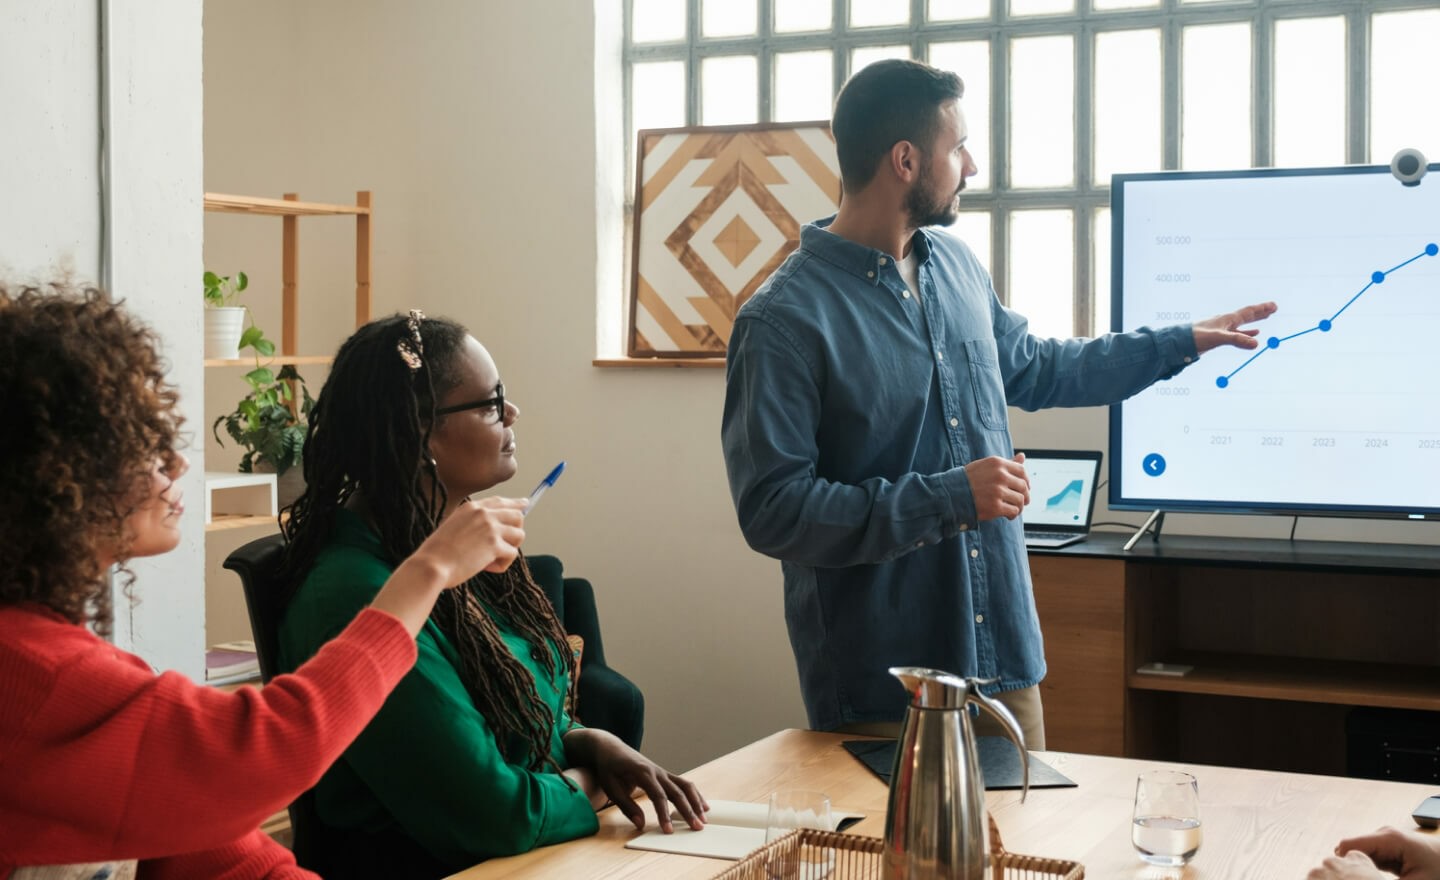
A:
[397, 308, 427, 372]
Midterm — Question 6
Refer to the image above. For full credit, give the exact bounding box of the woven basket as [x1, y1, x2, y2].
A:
[710, 813, 1083, 880]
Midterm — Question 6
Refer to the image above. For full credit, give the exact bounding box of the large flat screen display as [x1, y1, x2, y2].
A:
[1109, 164, 1440, 520]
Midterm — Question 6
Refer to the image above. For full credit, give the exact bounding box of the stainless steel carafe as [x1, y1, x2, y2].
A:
[882, 667, 1030, 879]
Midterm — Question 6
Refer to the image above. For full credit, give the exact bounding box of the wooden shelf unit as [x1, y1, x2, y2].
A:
[1031, 532, 1440, 776]
[202, 191, 372, 360]
[203, 354, 335, 368]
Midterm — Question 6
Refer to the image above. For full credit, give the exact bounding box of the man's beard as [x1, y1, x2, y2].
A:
[905, 162, 964, 228]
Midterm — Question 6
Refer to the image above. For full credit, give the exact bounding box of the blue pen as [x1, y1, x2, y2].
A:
[524, 461, 566, 515]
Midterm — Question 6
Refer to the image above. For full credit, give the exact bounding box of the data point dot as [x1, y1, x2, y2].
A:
[1216, 376, 1229, 389]
[1372, 271, 1385, 284]
[1267, 337, 1280, 349]
[1428, 243, 1439, 257]
[1319, 319, 1332, 332]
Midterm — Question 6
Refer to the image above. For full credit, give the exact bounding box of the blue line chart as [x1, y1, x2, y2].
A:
[1216, 242, 1440, 388]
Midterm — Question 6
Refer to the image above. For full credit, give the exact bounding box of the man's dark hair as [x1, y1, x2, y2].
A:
[832, 58, 965, 193]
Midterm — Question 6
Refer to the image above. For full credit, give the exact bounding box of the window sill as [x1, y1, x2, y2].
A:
[592, 357, 724, 369]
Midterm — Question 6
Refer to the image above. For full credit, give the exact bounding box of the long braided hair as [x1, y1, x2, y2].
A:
[279, 313, 577, 772]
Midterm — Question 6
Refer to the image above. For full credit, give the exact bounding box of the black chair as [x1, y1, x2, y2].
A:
[221, 533, 330, 870]
[222, 537, 647, 868]
[526, 554, 646, 750]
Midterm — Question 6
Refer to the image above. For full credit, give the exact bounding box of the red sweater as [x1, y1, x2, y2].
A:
[0, 603, 417, 879]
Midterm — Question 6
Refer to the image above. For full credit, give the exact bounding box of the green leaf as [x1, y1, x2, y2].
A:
[238, 326, 264, 348]
[203, 271, 220, 287]
[244, 367, 275, 387]
[254, 338, 276, 357]
[235, 271, 248, 291]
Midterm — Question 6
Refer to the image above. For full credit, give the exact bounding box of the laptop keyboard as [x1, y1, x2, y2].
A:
[1027, 531, 1076, 541]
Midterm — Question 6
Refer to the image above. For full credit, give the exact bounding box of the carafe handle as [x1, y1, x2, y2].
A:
[968, 689, 1030, 803]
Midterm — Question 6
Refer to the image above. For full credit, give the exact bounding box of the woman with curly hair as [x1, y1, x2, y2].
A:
[274, 312, 707, 878]
[0, 283, 529, 879]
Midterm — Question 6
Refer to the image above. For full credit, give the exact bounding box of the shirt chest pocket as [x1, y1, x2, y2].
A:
[962, 338, 1008, 431]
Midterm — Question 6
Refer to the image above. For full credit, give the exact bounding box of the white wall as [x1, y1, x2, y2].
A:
[0, 3, 101, 278]
[202, 0, 1439, 773]
[1, 0, 206, 676]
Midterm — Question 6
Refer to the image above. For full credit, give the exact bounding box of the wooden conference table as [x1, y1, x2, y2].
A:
[446, 729, 1438, 879]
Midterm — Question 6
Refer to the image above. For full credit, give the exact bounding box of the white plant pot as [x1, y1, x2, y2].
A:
[204, 306, 247, 359]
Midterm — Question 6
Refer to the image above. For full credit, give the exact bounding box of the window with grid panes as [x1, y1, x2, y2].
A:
[624, 0, 1440, 341]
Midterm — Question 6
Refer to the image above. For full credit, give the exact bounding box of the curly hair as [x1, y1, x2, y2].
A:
[0, 282, 184, 636]
[280, 313, 577, 773]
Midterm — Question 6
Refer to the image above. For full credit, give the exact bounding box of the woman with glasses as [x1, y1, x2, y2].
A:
[0, 285, 526, 879]
[274, 312, 707, 878]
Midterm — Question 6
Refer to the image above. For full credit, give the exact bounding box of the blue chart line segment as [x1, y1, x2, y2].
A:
[1216, 242, 1440, 388]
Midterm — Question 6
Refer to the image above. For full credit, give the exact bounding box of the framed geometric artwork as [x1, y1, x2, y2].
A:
[628, 121, 841, 358]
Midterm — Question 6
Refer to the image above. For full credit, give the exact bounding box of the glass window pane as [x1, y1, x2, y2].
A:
[1182, 22, 1252, 170]
[632, 60, 686, 146]
[774, 50, 834, 122]
[1093, 207, 1112, 335]
[1371, 9, 1440, 164]
[1094, 0, 1159, 9]
[930, 41, 991, 191]
[945, 211, 992, 274]
[632, 0, 685, 43]
[1008, 209, 1075, 338]
[701, 56, 758, 125]
[1094, 28, 1161, 184]
[1010, 35, 1075, 188]
[703, 0, 756, 37]
[929, 0, 989, 22]
[851, 44, 912, 77]
[775, 0, 831, 32]
[1010, 0, 1074, 17]
[851, 0, 909, 29]
[1274, 16, 1345, 168]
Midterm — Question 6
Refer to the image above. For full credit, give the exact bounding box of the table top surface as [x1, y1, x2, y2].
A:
[445, 729, 1438, 879]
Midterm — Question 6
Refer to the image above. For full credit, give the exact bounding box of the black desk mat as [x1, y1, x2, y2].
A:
[842, 736, 1077, 790]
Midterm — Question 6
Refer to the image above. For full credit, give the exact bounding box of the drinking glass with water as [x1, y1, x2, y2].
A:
[1132, 769, 1203, 867]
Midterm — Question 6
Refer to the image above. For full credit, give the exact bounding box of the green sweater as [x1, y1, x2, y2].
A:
[276, 509, 598, 866]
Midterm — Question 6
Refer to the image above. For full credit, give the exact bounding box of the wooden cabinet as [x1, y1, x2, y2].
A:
[1032, 533, 1440, 776]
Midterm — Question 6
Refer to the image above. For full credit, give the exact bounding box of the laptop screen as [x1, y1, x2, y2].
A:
[1017, 450, 1103, 533]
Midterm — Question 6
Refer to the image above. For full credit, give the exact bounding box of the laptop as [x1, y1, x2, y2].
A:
[1016, 449, 1103, 549]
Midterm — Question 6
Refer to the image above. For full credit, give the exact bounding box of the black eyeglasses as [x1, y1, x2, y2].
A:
[435, 383, 506, 422]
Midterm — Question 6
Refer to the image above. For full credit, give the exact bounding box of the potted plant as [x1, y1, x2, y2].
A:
[212, 323, 314, 506]
[203, 270, 249, 359]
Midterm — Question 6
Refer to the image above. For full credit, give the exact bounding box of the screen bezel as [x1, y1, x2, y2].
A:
[1107, 163, 1439, 521]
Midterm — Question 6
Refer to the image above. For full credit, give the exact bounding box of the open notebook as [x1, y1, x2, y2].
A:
[624, 799, 865, 860]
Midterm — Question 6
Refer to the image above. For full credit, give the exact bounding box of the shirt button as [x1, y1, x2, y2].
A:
[902, 290, 911, 299]
[878, 256, 888, 266]
[950, 417, 959, 427]
[867, 270, 876, 278]
[970, 548, 980, 558]
[936, 351, 944, 360]
[959, 523, 969, 531]
[975, 614, 984, 624]
[916, 541, 924, 548]
[1183, 356, 1193, 363]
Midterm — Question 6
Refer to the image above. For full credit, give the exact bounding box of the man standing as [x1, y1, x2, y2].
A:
[721, 59, 1275, 745]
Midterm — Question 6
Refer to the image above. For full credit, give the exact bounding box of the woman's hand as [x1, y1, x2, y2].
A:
[372, 497, 526, 635]
[1310, 827, 1440, 880]
[564, 728, 709, 833]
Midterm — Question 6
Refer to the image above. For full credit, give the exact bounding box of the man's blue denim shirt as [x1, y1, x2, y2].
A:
[722, 219, 1197, 731]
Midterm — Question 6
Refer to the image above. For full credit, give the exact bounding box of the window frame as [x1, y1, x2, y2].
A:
[623, 0, 1439, 337]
